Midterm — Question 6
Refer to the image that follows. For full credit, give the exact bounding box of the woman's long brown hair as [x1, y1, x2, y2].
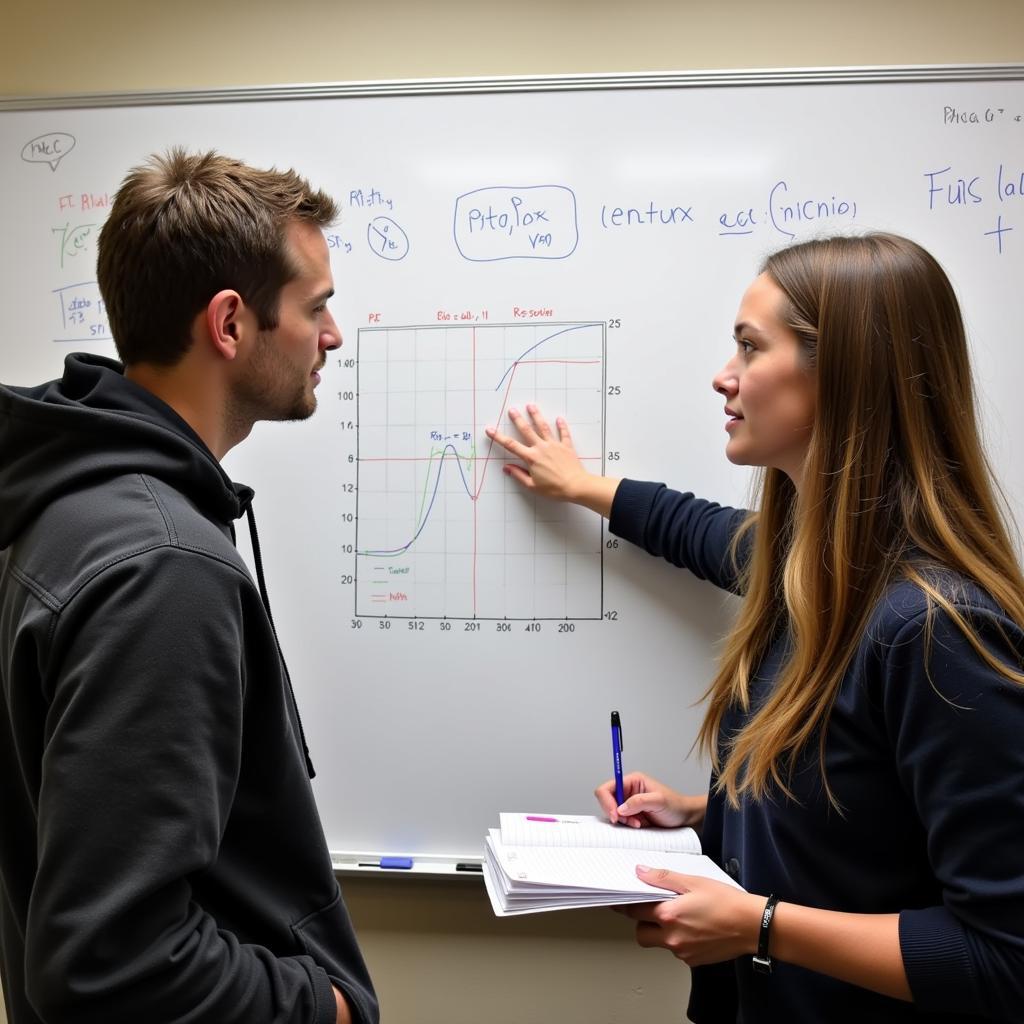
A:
[697, 233, 1024, 807]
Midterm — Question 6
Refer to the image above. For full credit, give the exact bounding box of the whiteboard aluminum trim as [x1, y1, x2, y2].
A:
[332, 850, 484, 879]
[2, 63, 1023, 111]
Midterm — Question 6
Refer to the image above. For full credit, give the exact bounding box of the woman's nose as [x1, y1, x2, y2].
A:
[712, 359, 738, 397]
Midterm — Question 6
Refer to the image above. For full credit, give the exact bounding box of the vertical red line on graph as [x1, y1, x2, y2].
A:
[472, 326, 478, 617]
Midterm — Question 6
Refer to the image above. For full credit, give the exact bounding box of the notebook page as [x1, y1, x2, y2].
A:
[499, 813, 701, 854]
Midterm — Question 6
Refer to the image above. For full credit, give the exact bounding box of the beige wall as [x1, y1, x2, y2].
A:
[342, 874, 689, 1022]
[3, 0, 1024, 95]
[2, 3, 1022, 1023]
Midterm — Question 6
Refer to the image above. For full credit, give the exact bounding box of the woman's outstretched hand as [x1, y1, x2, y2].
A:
[486, 404, 620, 516]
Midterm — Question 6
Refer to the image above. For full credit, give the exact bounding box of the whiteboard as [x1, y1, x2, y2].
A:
[3, 67, 1023, 863]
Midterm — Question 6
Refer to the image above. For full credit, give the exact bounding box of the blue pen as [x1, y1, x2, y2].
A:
[611, 710, 625, 808]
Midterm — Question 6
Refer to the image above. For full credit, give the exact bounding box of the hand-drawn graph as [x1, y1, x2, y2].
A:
[355, 322, 605, 619]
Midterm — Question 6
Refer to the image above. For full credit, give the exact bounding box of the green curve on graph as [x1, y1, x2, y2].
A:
[413, 441, 476, 535]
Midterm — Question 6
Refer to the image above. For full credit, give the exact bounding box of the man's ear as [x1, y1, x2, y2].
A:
[204, 290, 249, 361]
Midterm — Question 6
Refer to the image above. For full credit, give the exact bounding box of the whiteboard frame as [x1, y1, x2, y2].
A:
[6, 61, 1024, 877]
[2, 63, 1023, 111]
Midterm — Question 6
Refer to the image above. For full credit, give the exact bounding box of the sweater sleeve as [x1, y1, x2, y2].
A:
[607, 479, 749, 592]
[25, 547, 341, 1024]
[882, 603, 1024, 1019]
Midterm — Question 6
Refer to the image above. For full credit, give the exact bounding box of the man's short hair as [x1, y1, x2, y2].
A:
[97, 148, 338, 366]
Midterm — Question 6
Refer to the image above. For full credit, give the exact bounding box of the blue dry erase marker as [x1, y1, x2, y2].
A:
[379, 856, 414, 869]
[357, 856, 414, 869]
[611, 710, 625, 807]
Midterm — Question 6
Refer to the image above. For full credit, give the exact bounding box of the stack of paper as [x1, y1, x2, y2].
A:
[483, 812, 742, 916]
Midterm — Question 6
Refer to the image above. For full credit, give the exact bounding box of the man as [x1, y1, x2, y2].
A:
[0, 149, 377, 1024]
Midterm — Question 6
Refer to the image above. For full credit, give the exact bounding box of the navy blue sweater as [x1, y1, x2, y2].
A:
[609, 480, 1024, 1024]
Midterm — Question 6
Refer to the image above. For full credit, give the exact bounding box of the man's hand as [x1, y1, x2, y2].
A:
[333, 986, 352, 1024]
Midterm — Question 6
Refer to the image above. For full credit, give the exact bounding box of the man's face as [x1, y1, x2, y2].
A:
[233, 219, 341, 423]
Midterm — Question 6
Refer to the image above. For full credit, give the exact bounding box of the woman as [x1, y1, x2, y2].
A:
[485, 234, 1024, 1023]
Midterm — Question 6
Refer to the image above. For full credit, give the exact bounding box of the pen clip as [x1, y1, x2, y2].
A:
[611, 710, 623, 749]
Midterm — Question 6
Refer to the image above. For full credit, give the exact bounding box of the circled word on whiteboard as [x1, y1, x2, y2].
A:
[454, 185, 579, 262]
[21, 132, 76, 172]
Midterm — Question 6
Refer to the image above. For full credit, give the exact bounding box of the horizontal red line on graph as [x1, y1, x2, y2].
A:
[357, 455, 602, 462]
[511, 358, 601, 364]
[358, 357, 601, 366]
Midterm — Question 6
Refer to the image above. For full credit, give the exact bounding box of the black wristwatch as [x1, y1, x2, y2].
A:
[752, 893, 780, 975]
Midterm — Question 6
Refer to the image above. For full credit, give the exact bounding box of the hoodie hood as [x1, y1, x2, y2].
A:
[0, 353, 249, 548]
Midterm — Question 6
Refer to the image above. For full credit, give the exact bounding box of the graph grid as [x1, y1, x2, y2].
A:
[355, 322, 606, 619]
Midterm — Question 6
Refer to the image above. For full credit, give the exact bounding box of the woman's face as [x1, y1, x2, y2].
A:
[712, 273, 816, 489]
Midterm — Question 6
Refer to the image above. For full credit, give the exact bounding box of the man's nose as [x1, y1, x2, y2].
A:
[322, 311, 342, 351]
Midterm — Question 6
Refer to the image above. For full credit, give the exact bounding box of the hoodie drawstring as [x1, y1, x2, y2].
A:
[244, 502, 317, 779]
